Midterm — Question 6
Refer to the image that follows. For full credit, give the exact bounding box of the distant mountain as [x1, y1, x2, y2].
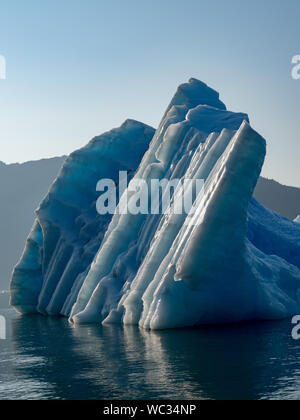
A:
[254, 177, 300, 220]
[0, 157, 65, 290]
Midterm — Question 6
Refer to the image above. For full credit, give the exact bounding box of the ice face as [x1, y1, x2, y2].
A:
[10, 120, 155, 315]
[295, 216, 300, 224]
[10, 78, 300, 329]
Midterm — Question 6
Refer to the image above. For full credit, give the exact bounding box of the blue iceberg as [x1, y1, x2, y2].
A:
[11, 78, 300, 329]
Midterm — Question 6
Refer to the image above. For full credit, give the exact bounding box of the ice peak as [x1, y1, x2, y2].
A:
[164, 78, 227, 118]
[87, 119, 155, 149]
[121, 119, 154, 130]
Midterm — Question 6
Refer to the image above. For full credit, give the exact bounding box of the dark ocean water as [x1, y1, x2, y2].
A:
[0, 297, 300, 400]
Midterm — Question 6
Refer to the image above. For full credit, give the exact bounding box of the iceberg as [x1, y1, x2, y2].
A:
[11, 78, 300, 329]
[295, 216, 300, 224]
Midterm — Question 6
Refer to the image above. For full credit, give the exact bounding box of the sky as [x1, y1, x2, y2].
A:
[0, 0, 299, 187]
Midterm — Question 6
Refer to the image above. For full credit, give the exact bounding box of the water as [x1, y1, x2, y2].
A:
[0, 301, 300, 400]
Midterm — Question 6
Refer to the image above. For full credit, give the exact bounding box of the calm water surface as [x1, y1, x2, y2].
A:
[0, 301, 300, 400]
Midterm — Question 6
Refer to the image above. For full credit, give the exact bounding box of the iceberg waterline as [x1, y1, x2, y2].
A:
[10, 78, 300, 329]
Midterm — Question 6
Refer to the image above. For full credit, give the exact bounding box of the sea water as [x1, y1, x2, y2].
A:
[0, 298, 299, 400]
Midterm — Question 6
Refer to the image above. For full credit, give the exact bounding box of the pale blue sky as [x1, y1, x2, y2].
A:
[0, 0, 299, 186]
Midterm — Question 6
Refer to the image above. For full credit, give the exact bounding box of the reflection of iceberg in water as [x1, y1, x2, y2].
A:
[10, 316, 300, 400]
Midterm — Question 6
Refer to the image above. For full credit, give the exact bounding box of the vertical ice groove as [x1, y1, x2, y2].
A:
[175, 121, 266, 289]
